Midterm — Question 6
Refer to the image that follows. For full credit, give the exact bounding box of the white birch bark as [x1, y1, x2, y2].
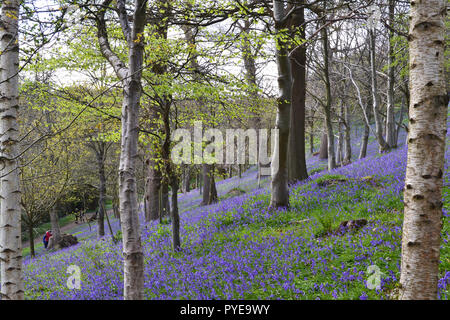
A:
[399, 0, 448, 300]
[0, 0, 24, 300]
[96, 0, 147, 300]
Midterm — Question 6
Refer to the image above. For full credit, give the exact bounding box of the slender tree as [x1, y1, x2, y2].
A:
[399, 0, 447, 300]
[288, 1, 308, 182]
[94, 0, 147, 300]
[0, 0, 24, 300]
[270, 0, 291, 208]
[385, 0, 397, 148]
[321, 22, 336, 170]
[368, 27, 388, 152]
[343, 103, 351, 164]
[87, 140, 113, 237]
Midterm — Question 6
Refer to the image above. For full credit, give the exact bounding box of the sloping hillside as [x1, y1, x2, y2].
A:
[22, 132, 450, 300]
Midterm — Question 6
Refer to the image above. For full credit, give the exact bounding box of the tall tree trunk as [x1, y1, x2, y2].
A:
[399, 0, 447, 300]
[241, 17, 262, 186]
[144, 1, 169, 223]
[287, 4, 308, 183]
[119, 23, 145, 300]
[182, 13, 217, 206]
[369, 29, 388, 152]
[96, 0, 147, 300]
[0, 0, 23, 300]
[385, 0, 396, 149]
[270, 0, 291, 208]
[321, 24, 336, 170]
[144, 109, 162, 223]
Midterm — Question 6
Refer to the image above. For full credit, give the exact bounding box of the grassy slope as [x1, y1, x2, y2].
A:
[21, 131, 450, 300]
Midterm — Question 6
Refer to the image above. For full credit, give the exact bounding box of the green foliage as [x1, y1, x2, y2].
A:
[313, 211, 335, 237]
[81, 243, 106, 270]
[114, 230, 122, 242]
[309, 166, 326, 175]
[314, 174, 348, 185]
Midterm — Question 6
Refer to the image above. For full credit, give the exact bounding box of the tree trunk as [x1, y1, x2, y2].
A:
[319, 131, 328, 159]
[29, 225, 35, 258]
[385, 0, 396, 149]
[396, 97, 406, 144]
[270, 0, 291, 208]
[369, 29, 388, 152]
[183, 165, 190, 193]
[104, 204, 116, 244]
[170, 175, 180, 250]
[0, 0, 24, 300]
[201, 163, 217, 205]
[337, 104, 344, 166]
[287, 5, 308, 183]
[161, 180, 170, 217]
[359, 121, 370, 160]
[145, 157, 161, 222]
[344, 103, 352, 164]
[209, 172, 218, 204]
[144, 4, 169, 222]
[160, 90, 180, 249]
[118, 45, 145, 297]
[96, 0, 147, 300]
[399, 0, 447, 300]
[321, 24, 336, 170]
[201, 164, 210, 205]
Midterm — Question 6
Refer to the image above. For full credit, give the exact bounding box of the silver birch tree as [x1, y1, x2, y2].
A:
[94, 0, 147, 300]
[399, 0, 448, 300]
[0, 0, 24, 300]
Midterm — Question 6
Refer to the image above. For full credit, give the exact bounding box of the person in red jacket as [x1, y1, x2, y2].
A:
[43, 230, 52, 249]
